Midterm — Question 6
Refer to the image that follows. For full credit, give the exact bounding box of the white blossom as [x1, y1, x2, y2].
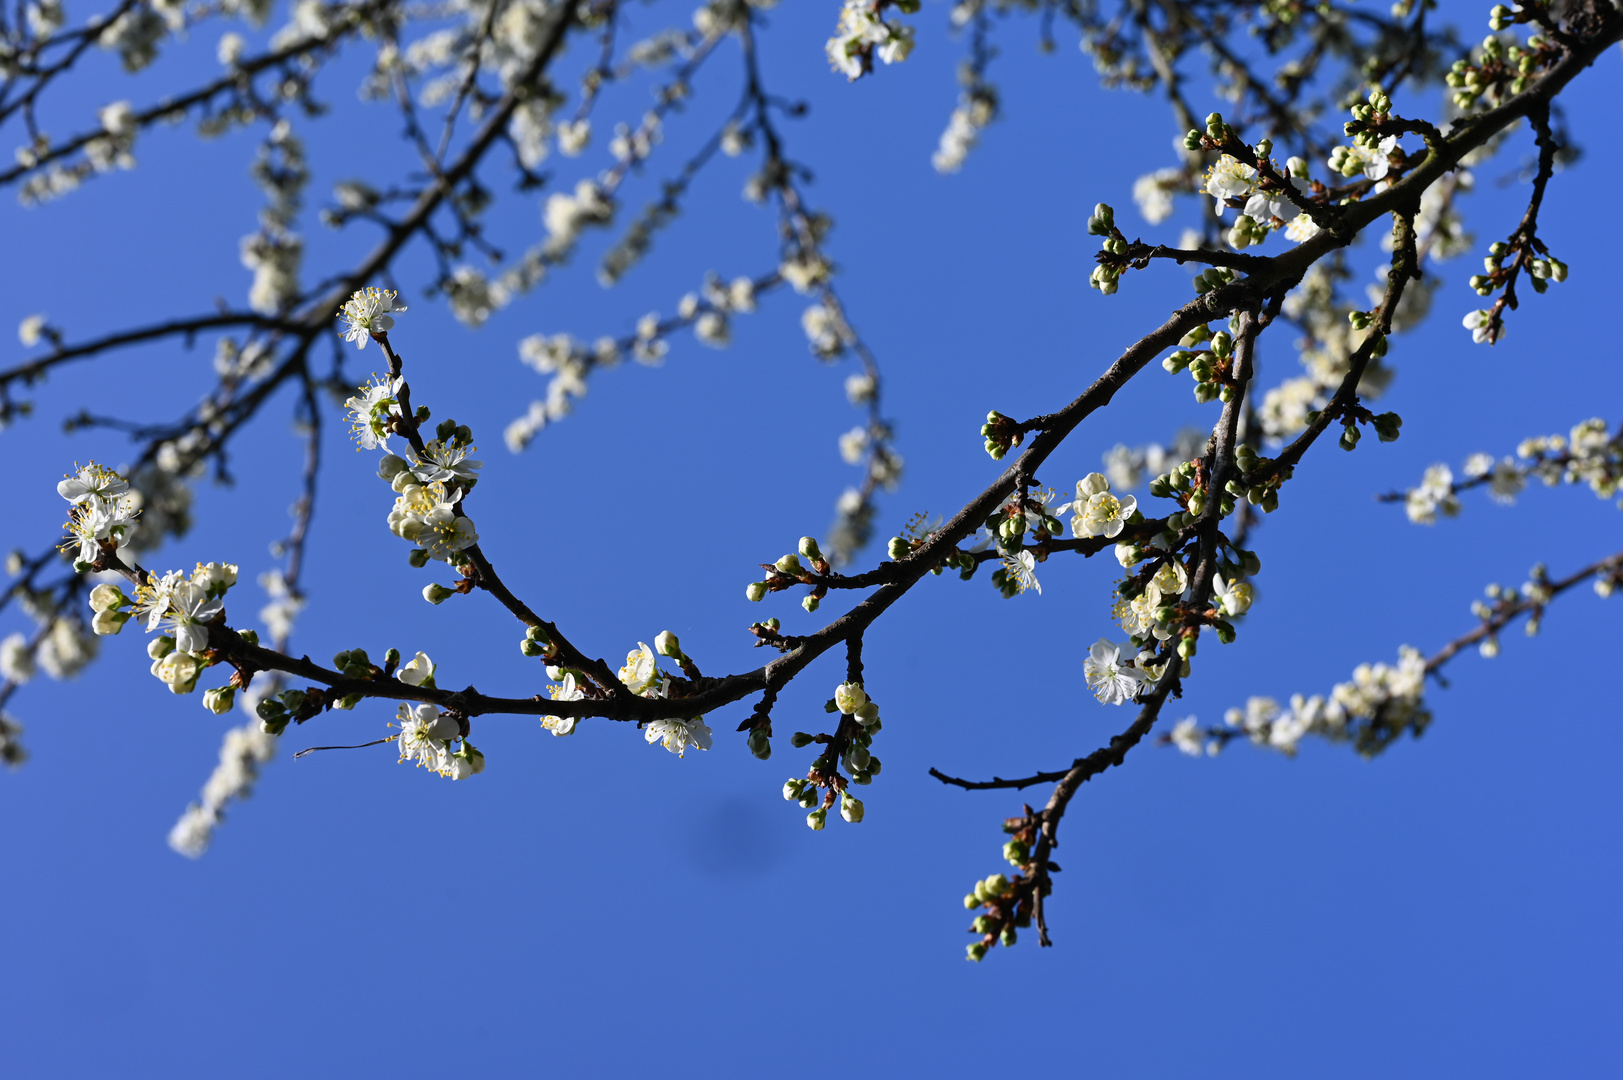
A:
[1084, 637, 1148, 705]
[645, 717, 713, 757]
[0, 633, 33, 684]
[337, 287, 406, 348]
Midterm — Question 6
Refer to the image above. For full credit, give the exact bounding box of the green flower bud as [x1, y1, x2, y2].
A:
[520, 638, 544, 658]
[747, 728, 771, 760]
[966, 942, 988, 962]
[423, 583, 455, 605]
[798, 536, 822, 562]
[202, 686, 236, 715]
[1000, 926, 1018, 947]
[746, 581, 768, 602]
[801, 595, 820, 614]
[775, 553, 803, 575]
[806, 808, 827, 831]
[783, 779, 804, 801]
[964, 894, 981, 910]
[888, 536, 910, 560]
[790, 732, 815, 748]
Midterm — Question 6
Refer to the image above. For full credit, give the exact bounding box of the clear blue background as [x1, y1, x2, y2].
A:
[2, 3, 1620, 1076]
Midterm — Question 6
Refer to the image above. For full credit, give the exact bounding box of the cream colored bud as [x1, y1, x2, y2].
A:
[833, 681, 868, 715]
[89, 583, 127, 612]
[91, 608, 128, 636]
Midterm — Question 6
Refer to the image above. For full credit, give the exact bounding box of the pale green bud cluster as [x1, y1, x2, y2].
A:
[1085, 202, 1115, 236]
[1226, 213, 1268, 250]
[1087, 201, 1129, 294]
[980, 410, 1023, 460]
[1089, 263, 1121, 296]
[1164, 328, 1237, 405]
[1192, 267, 1236, 295]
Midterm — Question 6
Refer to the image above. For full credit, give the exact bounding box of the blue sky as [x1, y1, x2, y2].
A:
[2, 2, 1621, 1076]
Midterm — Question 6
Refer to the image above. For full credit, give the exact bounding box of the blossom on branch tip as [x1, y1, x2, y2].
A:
[58, 462, 129, 505]
[1462, 309, 1498, 345]
[1083, 637, 1148, 706]
[1213, 574, 1253, 617]
[542, 673, 583, 736]
[397, 651, 435, 687]
[645, 717, 712, 757]
[337, 287, 406, 349]
[1204, 155, 1256, 208]
[409, 439, 483, 485]
[1072, 474, 1137, 540]
[395, 702, 460, 772]
[344, 374, 404, 452]
[618, 643, 663, 697]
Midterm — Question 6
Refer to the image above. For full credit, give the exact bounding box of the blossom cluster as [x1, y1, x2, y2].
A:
[1217, 647, 1430, 758]
[826, 0, 916, 81]
[395, 698, 484, 781]
[1405, 419, 1623, 524]
[88, 562, 239, 697]
[57, 462, 140, 568]
[167, 721, 278, 858]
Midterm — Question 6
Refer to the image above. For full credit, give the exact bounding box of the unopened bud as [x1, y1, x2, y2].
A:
[745, 581, 768, 602]
[798, 536, 822, 561]
[654, 630, 682, 658]
[377, 454, 409, 482]
[202, 686, 236, 715]
[91, 608, 129, 636]
[89, 583, 127, 612]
